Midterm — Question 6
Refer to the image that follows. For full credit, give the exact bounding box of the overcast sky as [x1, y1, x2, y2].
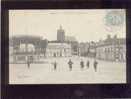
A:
[9, 9, 126, 42]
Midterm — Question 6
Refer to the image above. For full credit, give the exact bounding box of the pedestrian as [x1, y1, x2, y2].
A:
[86, 60, 90, 68]
[68, 59, 73, 71]
[53, 61, 57, 70]
[80, 59, 84, 70]
[27, 60, 30, 69]
[93, 60, 98, 72]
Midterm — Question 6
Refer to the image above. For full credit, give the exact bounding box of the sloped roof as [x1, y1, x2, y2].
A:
[96, 38, 126, 47]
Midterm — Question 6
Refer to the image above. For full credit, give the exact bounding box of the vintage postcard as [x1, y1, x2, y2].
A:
[9, 9, 126, 84]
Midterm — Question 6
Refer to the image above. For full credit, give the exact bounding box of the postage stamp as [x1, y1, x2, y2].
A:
[104, 9, 125, 32]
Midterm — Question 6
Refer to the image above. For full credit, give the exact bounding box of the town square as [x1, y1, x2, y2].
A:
[9, 56, 126, 84]
[9, 9, 126, 84]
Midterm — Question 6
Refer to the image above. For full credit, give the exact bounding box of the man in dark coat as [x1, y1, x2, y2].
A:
[53, 61, 57, 70]
[94, 60, 98, 72]
[80, 60, 84, 70]
[27, 60, 30, 69]
[27, 56, 33, 69]
[68, 59, 73, 71]
[86, 60, 90, 69]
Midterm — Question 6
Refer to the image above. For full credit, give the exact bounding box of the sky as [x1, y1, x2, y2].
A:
[9, 9, 126, 42]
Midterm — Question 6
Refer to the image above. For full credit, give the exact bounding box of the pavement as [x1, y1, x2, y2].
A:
[9, 56, 126, 84]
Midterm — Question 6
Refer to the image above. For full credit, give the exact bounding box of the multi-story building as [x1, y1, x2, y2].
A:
[96, 35, 126, 62]
[9, 36, 48, 63]
[65, 40, 80, 56]
[56, 25, 80, 56]
[46, 42, 71, 57]
[87, 41, 97, 57]
[79, 42, 90, 56]
[70, 41, 80, 56]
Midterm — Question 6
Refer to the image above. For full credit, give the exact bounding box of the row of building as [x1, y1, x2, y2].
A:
[78, 35, 126, 62]
[9, 26, 79, 63]
[9, 26, 126, 63]
[96, 35, 126, 62]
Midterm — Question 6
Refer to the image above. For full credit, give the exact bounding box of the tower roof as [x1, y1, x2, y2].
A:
[60, 25, 62, 29]
[57, 25, 65, 32]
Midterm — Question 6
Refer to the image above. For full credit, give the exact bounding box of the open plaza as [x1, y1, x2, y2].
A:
[9, 56, 126, 84]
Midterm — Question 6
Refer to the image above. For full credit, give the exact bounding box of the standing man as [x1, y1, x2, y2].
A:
[27, 60, 30, 69]
[27, 56, 33, 69]
[93, 60, 98, 72]
[86, 60, 90, 69]
[68, 59, 73, 71]
[53, 61, 57, 70]
[80, 59, 84, 70]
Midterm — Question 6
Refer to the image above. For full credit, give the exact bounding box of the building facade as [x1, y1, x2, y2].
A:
[87, 41, 97, 57]
[96, 35, 126, 62]
[46, 43, 71, 57]
[79, 42, 90, 56]
[9, 36, 48, 63]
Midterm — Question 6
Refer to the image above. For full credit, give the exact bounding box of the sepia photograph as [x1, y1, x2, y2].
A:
[9, 9, 126, 84]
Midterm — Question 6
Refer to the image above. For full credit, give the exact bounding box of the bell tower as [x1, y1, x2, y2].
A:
[57, 25, 65, 42]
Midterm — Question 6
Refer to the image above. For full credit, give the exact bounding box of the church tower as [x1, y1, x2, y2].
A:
[57, 25, 65, 42]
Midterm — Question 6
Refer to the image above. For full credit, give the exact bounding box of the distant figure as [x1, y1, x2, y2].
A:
[93, 60, 98, 72]
[86, 60, 90, 68]
[53, 61, 57, 70]
[68, 59, 73, 71]
[80, 60, 84, 70]
[27, 60, 30, 69]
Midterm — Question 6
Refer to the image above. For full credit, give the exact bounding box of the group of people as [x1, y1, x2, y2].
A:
[26, 58, 98, 72]
[52, 59, 98, 72]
